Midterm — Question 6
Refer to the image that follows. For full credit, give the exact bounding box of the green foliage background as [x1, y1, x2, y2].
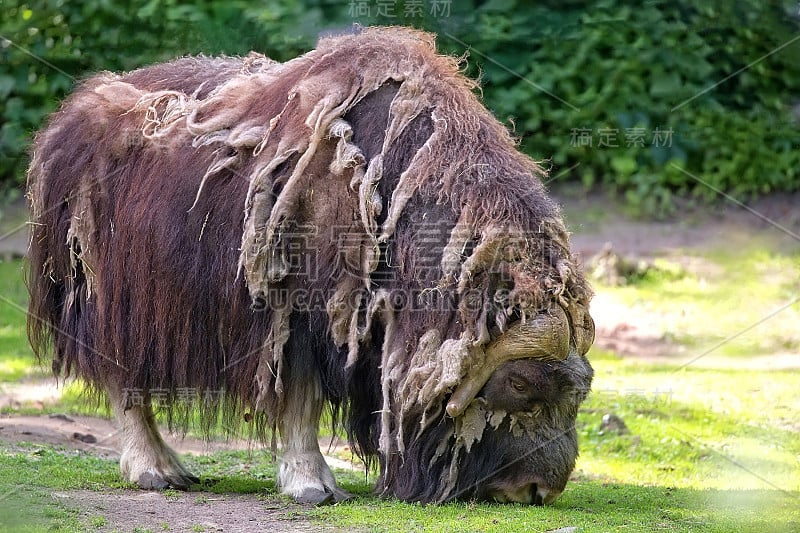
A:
[1, 0, 799, 214]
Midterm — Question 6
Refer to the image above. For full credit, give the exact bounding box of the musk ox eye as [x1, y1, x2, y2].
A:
[509, 377, 527, 393]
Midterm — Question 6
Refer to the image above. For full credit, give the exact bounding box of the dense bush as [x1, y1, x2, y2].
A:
[0, 0, 318, 196]
[2, 0, 799, 214]
[456, 0, 800, 215]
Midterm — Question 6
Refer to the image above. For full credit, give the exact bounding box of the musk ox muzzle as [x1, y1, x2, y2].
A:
[26, 26, 594, 505]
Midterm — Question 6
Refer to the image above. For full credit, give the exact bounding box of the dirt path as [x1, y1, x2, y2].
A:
[555, 189, 800, 258]
[0, 198, 28, 259]
[53, 490, 336, 533]
[0, 412, 259, 458]
[552, 189, 800, 365]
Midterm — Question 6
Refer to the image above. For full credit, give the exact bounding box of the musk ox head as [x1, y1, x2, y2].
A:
[27, 26, 593, 504]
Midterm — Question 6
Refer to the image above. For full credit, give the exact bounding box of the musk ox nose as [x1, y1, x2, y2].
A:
[490, 484, 561, 505]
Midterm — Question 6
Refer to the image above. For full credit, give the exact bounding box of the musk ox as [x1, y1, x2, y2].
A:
[27, 27, 594, 505]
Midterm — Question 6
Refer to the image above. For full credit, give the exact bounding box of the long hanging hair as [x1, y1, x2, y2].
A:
[27, 27, 592, 499]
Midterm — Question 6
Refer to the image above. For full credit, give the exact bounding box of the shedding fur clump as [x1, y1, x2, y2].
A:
[64, 193, 97, 298]
[393, 332, 484, 452]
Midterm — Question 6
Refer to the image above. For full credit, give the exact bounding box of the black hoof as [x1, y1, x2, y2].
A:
[137, 472, 169, 490]
[295, 488, 335, 506]
[333, 488, 354, 503]
[137, 471, 200, 491]
[164, 473, 201, 490]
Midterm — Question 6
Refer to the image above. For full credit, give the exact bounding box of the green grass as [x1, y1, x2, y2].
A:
[308, 486, 798, 532]
[0, 442, 129, 531]
[577, 352, 800, 494]
[1, 247, 799, 532]
[0, 260, 47, 381]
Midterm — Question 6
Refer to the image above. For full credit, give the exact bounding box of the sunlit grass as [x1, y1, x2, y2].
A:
[578, 354, 800, 492]
[0, 442, 130, 531]
[0, 259, 38, 382]
[0, 355, 46, 382]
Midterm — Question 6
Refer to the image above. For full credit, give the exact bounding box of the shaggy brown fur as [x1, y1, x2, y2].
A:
[27, 26, 593, 502]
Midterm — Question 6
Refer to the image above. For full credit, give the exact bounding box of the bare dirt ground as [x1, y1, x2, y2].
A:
[557, 189, 800, 258]
[2, 191, 799, 530]
[52, 490, 331, 533]
[0, 411, 252, 458]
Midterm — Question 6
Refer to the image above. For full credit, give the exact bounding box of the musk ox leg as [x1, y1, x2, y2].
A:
[107, 384, 199, 490]
[278, 370, 351, 505]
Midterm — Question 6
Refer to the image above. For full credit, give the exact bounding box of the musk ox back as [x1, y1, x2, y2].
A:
[27, 27, 594, 505]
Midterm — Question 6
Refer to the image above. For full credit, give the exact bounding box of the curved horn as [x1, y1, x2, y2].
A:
[445, 305, 570, 418]
[566, 302, 595, 356]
